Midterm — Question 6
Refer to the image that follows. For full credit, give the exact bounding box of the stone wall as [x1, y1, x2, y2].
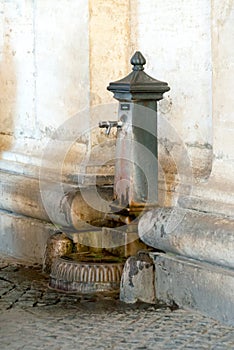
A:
[0, 0, 132, 262]
[132, 0, 234, 215]
[0, 0, 233, 261]
[0, 0, 131, 171]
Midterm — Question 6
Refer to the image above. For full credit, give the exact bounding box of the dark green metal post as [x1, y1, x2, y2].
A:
[106, 52, 170, 211]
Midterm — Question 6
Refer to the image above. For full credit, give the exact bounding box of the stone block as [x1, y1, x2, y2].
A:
[152, 253, 234, 326]
[0, 209, 58, 264]
[120, 251, 156, 304]
[139, 207, 234, 269]
[42, 233, 73, 274]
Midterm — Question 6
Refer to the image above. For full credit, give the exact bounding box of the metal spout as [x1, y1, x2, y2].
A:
[99, 120, 123, 135]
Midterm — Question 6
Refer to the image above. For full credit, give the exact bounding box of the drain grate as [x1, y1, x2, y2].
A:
[49, 253, 125, 293]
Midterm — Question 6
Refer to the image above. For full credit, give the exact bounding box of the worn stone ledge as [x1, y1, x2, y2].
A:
[139, 206, 234, 269]
[0, 209, 58, 264]
[0, 155, 115, 186]
[0, 167, 113, 230]
[179, 195, 234, 218]
[0, 170, 50, 222]
[152, 253, 234, 326]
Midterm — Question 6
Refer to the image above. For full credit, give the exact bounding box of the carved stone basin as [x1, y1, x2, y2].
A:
[49, 252, 125, 293]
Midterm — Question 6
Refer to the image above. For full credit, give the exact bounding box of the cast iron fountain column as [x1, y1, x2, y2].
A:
[102, 51, 170, 213]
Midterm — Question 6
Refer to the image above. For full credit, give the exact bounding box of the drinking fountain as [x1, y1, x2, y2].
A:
[48, 52, 170, 293]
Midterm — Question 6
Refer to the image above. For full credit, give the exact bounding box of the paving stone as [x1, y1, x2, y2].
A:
[0, 258, 233, 350]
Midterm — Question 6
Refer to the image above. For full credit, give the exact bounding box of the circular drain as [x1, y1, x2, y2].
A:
[49, 253, 125, 293]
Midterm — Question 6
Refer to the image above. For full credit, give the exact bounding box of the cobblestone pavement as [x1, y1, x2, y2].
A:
[0, 257, 234, 350]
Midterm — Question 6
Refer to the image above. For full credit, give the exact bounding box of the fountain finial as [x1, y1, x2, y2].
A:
[130, 51, 146, 71]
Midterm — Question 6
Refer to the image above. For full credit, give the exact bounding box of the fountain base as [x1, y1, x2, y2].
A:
[49, 253, 125, 293]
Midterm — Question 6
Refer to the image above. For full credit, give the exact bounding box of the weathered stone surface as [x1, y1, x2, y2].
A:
[1, 257, 234, 349]
[120, 251, 155, 304]
[0, 168, 114, 229]
[152, 253, 234, 326]
[0, 171, 49, 222]
[0, 209, 58, 264]
[42, 233, 73, 274]
[134, 0, 213, 181]
[139, 207, 234, 268]
[179, 193, 234, 218]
